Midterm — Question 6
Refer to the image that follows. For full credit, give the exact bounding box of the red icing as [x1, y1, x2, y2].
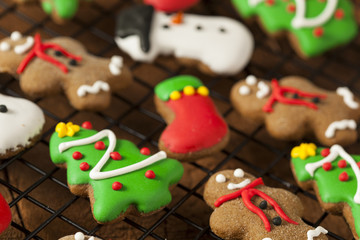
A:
[81, 121, 93, 129]
[262, 79, 327, 113]
[112, 181, 123, 190]
[313, 27, 324, 38]
[160, 93, 228, 154]
[322, 162, 332, 171]
[357, 162, 360, 169]
[140, 147, 151, 155]
[265, 0, 275, 6]
[110, 152, 122, 160]
[72, 151, 83, 160]
[339, 172, 349, 181]
[214, 178, 298, 232]
[144, 0, 200, 12]
[287, 3, 296, 13]
[16, 33, 82, 74]
[95, 141, 105, 150]
[145, 170, 156, 179]
[0, 193, 11, 234]
[80, 162, 90, 171]
[321, 148, 330, 157]
[335, 9, 344, 19]
[338, 159, 347, 168]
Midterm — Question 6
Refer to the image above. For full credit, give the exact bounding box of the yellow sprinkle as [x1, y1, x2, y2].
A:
[291, 143, 317, 160]
[197, 86, 209, 96]
[55, 122, 66, 133]
[170, 91, 181, 100]
[55, 121, 80, 138]
[183, 86, 195, 96]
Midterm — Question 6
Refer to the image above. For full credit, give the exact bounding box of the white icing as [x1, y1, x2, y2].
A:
[336, 87, 359, 109]
[0, 94, 45, 155]
[324, 119, 357, 138]
[227, 179, 251, 190]
[256, 81, 270, 99]
[234, 168, 244, 178]
[109, 55, 123, 76]
[249, 0, 264, 7]
[292, 0, 338, 29]
[305, 145, 360, 204]
[262, 238, 272, 240]
[115, 12, 254, 75]
[239, 85, 250, 95]
[245, 75, 257, 85]
[14, 36, 34, 55]
[58, 129, 167, 180]
[74, 232, 85, 240]
[77, 80, 110, 97]
[215, 174, 226, 183]
[0, 42, 10, 51]
[307, 226, 328, 240]
[10, 31, 22, 41]
[88, 237, 94, 240]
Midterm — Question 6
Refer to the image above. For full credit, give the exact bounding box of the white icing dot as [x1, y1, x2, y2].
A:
[262, 238, 272, 240]
[245, 75, 257, 85]
[74, 232, 85, 240]
[88, 237, 95, 240]
[215, 174, 226, 183]
[0, 42, 10, 51]
[239, 85, 250, 95]
[10, 31, 22, 41]
[234, 168, 244, 178]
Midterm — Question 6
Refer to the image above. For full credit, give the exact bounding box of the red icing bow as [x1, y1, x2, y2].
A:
[16, 33, 82, 74]
[214, 178, 298, 232]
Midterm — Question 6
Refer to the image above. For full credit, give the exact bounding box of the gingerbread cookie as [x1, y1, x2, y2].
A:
[115, 5, 253, 76]
[0, 31, 132, 111]
[0, 193, 11, 234]
[204, 169, 328, 240]
[0, 94, 45, 159]
[49, 121, 183, 223]
[230, 75, 360, 146]
[144, 0, 200, 12]
[232, 0, 357, 57]
[59, 232, 101, 240]
[291, 143, 360, 239]
[154, 75, 229, 161]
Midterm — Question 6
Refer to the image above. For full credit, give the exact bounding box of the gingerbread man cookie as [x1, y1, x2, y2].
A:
[115, 5, 253, 76]
[0, 94, 45, 159]
[50, 121, 183, 223]
[59, 232, 101, 240]
[232, 0, 357, 57]
[0, 31, 132, 111]
[0, 193, 11, 234]
[291, 143, 360, 239]
[230, 75, 360, 146]
[154, 75, 229, 161]
[204, 169, 328, 240]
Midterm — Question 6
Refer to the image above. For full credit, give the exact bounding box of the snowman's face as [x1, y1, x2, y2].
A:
[0, 94, 44, 154]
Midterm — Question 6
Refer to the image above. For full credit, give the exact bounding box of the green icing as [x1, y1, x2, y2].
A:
[232, 0, 357, 57]
[155, 75, 204, 101]
[41, 0, 79, 19]
[50, 127, 184, 223]
[291, 146, 360, 236]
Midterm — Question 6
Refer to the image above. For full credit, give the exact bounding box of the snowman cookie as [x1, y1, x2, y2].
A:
[204, 169, 328, 240]
[0, 94, 45, 159]
[115, 5, 253, 76]
[0, 31, 132, 111]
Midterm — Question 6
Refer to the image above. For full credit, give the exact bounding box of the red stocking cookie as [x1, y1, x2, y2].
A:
[154, 75, 229, 161]
[0, 193, 11, 234]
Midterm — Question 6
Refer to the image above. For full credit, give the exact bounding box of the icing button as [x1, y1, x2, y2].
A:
[196, 25, 203, 31]
[54, 50, 63, 57]
[140, 147, 151, 155]
[112, 181, 123, 190]
[272, 216, 282, 226]
[292, 93, 299, 99]
[0, 105, 8, 113]
[94, 141, 105, 150]
[162, 24, 170, 29]
[339, 172, 349, 181]
[170, 91, 181, 100]
[72, 151, 83, 160]
[80, 162, 90, 171]
[81, 121, 92, 129]
[183, 86, 195, 96]
[219, 27, 226, 33]
[197, 86, 209, 96]
[145, 170, 156, 179]
[69, 59, 78, 66]
[312, 97, 320, 103]
[259, 200, 267, 210]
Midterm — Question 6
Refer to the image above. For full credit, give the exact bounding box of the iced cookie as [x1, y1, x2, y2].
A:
[0, 94, 45, 159]
[291, 143, 360, 239]
[232, 0, 357, 57]
[0, 31, 132, 111]
[49, 121, 184, 223]
[41, 0, 88, 24]
[204, 169, 328, 240]
[230, 75, 360, 146]
[0, 193, 11, 234]
[115, 5, 253, 76]
[154, 76, 229, 161]
[59, 232, 101, 240]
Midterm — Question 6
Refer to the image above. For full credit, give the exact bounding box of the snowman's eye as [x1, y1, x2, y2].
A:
[196, 25, 203, 31]
[215, 174, 226, 183]
[0, 105, 8, 113]
[162, 24, 170, 29]
[219, 27, 226, 33]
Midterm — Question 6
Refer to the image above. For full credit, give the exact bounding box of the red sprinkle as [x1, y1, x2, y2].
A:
[112, 181, 123, 190]
[287, 3, 296, 13]
[145, 170, 156, 179]
[322, 162, 332, 171]
[80, 162, 90, 171]
[95, 141, 105, 150]
[338, 159, 347, 168]
[339, 172, 349, 182]
[140, 147, 151, 155]
[110, 152, 122, 160]
[335, 9, 344, 20]
[313, 27, 324, 38]
[72, 151, 83, 160]
[82, 121, 93, 129]
[321, 148, 330, 157]
[265, 0, 274, 6]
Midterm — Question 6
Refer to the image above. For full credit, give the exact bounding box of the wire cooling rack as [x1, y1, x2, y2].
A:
[0, 0, 359, 239]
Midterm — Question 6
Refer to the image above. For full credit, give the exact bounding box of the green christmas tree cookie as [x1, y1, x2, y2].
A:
[50, 121, 184, 223]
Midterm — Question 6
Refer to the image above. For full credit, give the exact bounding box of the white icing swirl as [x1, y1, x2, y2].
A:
[307, 226, 328, 240]
[77, 81, 110, 97]
[324, 119, 357, 138]
[336, 87, 359, 109]
[227, 179, 251, 190]
[14, 36, 34, 55]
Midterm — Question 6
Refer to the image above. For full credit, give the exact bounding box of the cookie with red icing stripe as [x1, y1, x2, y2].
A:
[154, 75, 230, 161]
[0, 31, 132, 111]
[0, 192, 11, 235]
[230, 75, 360, 146]
[204, 169, 328, 240]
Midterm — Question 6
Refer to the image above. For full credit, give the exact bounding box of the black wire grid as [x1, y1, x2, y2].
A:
[0, 0, 360, 239]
